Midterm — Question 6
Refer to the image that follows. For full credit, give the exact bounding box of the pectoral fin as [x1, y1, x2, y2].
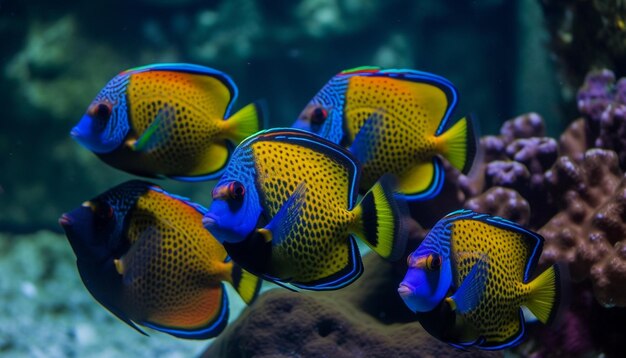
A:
[261, 181, 307, 247]
[131, 109, 171, 152]
[447, 257, 488, 314]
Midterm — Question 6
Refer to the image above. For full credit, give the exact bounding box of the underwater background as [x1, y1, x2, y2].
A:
[2, 0, 626, 356]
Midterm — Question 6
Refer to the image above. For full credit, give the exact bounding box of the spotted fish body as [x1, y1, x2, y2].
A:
[293, 67, 477, 200]
[71, 63, 262, 181]
[59, 180, 261, 339]
[398, 210, 561, 350]
[204, 129, 407, 290]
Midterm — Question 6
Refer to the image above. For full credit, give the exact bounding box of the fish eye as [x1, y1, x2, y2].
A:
[311, 107, 328, 125]
[88, 101, 112, 122]
[228, 181, 245, 201]
[96, 203, 114, 220]
[428, 254, 442, 270]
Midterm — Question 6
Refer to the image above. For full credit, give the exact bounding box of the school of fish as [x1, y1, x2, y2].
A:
[60, 63, 564, 350]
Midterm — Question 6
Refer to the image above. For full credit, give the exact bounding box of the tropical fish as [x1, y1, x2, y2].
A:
[397, 210, 561, 350]
[203, 128, 408, 290]
[292, 66, 477, 200]
[59, 180, 261, 339]
[71, 63, 262, 181]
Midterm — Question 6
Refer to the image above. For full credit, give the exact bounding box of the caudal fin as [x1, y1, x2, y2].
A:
[525, 264, 561, 325]
[225, 101, 264, 144]
[350, 174, 408, 261]
[437, 114, 477, 174]
[230, 263, 262, 305]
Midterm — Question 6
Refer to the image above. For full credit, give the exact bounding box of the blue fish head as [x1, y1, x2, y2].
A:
[60, 180, 151, 264]
[60, 199, 121, 264]
[71, 73, 131, 154]
[292, 77, 346, 144]
[398, 247, 453, 313]
[204, 178, 261, 244]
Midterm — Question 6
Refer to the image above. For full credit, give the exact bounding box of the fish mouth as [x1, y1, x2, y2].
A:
[58, 213, 73, 227]
[202, 213, 218, 229]
[397, 283, 413, 298]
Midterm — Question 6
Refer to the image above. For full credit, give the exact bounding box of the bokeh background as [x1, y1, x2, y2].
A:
[1, 0, 622, 356]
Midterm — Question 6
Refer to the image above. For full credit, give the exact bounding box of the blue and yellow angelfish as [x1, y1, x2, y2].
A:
[203, 128, 408, 290]
[71, 63, 262, 181]
[398, 210, 562, 350]
[293, 66, 477, 200]
[59, 180, 261, 339]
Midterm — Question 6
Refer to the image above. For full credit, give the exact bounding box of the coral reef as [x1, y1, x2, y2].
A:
[577, 69, 626, 168]
[203, 254, 500, 358]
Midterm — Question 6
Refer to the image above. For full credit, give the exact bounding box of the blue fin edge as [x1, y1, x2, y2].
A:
[121, 63, 239, 117]
[141, 283, 229, 339]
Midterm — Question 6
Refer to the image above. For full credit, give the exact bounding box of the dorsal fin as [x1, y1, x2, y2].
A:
[337, 67, 459, 137]
[377, 69, 459, 136]
[241, 128, 361, 209]
[120, 63, 238, 117]
[448, 210, 544, 283]
[339, 66, 381, 75]
[147, 184, 209, 216]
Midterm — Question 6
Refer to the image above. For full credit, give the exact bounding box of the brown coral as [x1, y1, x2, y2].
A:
[539, 149, 623, 285]
[465, 187, 530, 226]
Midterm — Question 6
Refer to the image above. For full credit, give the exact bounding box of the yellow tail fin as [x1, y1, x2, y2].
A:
[350, 174, 408, 262]
[225, 102, 263, 144]
[230, 263, 262, 305]
[436, 114, 477, 174]
[525, 264, 561, 324]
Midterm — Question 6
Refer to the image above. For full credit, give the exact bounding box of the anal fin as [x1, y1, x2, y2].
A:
[290, 237, 363, 291]
[397, 157, 444, 200]
[169, 140, 231, 181]
[141, 283, 229, 340]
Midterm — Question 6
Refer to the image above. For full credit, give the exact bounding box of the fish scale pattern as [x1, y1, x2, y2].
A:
[126, 71, 231, 176]
[344, 76, 442, 190]
[309, 75, 348, 144]
[449, 219, 534, 346]
[250, 140, 356, 284]
[94, 72, 131, 148]
[121, 189, 229, 328]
